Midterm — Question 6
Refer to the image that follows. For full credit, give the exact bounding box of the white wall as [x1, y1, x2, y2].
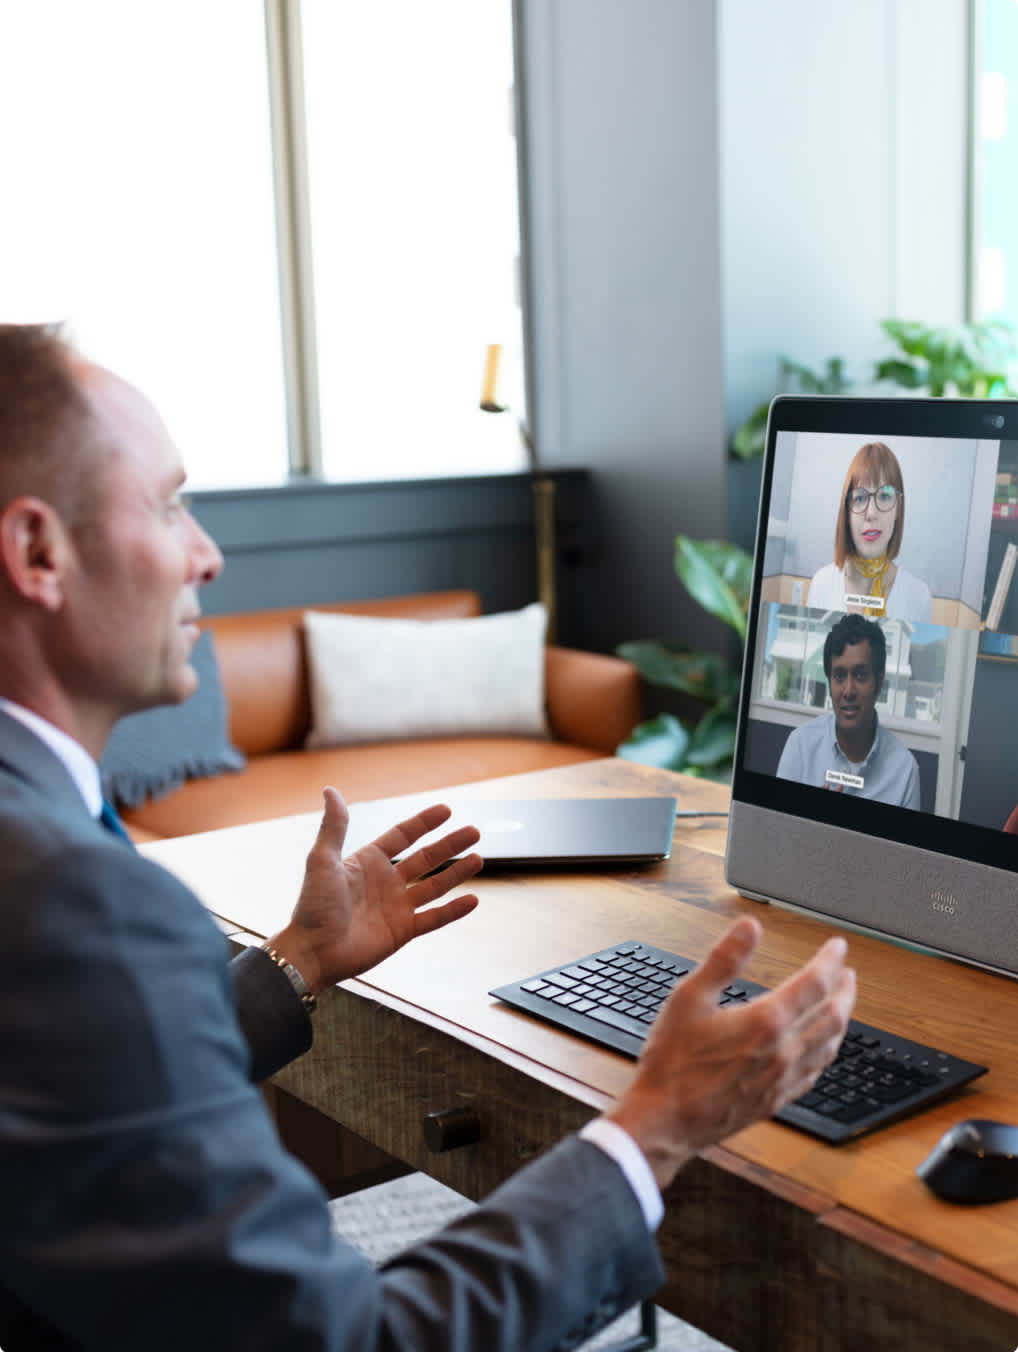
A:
[518, 0, 972, 663]
[719, 0, 969, 436]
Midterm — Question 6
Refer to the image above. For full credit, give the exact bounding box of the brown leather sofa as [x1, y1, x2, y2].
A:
[121, 589, 642, 843]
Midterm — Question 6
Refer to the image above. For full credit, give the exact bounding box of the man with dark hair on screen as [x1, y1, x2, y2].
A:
[776, 612, 920, 809]
[0, 322, 855, 1350]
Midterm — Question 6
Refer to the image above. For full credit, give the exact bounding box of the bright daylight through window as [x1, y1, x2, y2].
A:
[0, 0, 289, 490]
[302, 0, 526, 481]
[0, 0, 524, 490]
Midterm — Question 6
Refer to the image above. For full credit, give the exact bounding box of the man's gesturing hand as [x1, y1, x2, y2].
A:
[268, 787, 482, 996]
[605, 916, 856, 1190]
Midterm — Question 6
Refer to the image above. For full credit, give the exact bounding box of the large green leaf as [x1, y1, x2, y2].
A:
[673, 537, 751, 639]
[877, 318, 1018, 399]
[616, 713, 691, 771]
[684, 709, 738, 769]
[874, 358, 925, 389]
[881, 318, 930, 358]
[616, 640, 737, 704]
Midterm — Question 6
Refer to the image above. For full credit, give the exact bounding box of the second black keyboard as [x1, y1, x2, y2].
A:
[490, 939, 988, 1144]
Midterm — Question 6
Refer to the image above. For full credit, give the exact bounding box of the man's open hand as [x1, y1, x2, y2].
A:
[605, 916, 856, 1189]
[268, 788, 482, 995]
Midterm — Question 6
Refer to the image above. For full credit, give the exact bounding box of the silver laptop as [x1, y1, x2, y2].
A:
[345, 795, 678, 869]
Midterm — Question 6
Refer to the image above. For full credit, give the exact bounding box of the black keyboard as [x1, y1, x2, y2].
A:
[490, 939, 988, 1144]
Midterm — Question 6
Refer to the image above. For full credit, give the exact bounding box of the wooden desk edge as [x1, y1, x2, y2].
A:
[347, 973, 614, 1113]
[236, 923, 1018, 1323]
[820, 1203, 1018, 1319]
[229, 922, 616, 1114]
[233, 925, 1018, 1346]
[337, 977, 1018, 1332]
[705, 1143, 1018, 1320]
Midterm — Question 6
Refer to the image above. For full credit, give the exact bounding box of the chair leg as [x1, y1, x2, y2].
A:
[610, 1298, 658, 1351]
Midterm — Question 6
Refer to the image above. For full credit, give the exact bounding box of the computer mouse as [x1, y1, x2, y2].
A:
[917, 1119, 1018, 1204]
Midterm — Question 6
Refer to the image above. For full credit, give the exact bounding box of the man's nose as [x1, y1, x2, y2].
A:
[189, 514, 224, 585]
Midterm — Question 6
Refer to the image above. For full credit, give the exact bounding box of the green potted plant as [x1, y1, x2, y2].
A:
[616, 536, 752, 779]
[731, 317, 1018, 461]
[873, 318, 1018, 397]
[731, 355, 851, 461]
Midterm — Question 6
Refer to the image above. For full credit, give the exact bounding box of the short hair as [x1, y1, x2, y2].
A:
[833, 441, 905, 569]
[0, 322, 104, 524]
[822, 612, 886, 684]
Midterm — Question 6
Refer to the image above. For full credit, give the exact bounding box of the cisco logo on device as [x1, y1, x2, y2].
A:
[931, 890, 958, 916]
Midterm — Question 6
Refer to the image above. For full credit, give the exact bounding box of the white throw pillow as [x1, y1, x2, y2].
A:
[303, 602, 550, 747]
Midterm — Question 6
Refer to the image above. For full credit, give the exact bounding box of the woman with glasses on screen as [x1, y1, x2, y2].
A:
[807, 441, 933, 623]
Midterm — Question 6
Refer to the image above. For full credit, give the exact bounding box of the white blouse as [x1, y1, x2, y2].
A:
[807, 562, 933, 624]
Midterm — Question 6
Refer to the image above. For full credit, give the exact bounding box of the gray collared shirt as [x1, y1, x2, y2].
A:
[776, 710, 920, 810]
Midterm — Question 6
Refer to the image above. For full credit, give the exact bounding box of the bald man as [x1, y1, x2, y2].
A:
[0, 324, 855, 1350]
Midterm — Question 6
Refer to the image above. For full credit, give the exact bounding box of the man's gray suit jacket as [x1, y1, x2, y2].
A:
[0, 711, 664, 1349]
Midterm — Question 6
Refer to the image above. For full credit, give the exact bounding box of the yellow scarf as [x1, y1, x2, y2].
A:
[851, 554, 890, 617]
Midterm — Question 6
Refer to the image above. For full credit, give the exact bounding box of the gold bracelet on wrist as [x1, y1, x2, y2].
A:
[259, 943, 317, 1014]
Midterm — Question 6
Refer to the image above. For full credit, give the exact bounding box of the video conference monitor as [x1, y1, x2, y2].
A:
[726, 394, 1018, 979]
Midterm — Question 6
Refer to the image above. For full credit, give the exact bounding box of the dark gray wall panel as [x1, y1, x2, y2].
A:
[189, 472, 591, 650]
[516, 0, 727, 665]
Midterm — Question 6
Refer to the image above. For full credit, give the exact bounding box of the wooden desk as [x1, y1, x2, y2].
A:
[144, 759, 1018, 1351]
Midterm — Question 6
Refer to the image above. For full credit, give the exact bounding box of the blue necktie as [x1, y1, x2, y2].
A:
[98, 798, 134, 847]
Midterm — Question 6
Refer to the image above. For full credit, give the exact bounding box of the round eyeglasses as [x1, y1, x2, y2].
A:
[848, 484, 899, 514]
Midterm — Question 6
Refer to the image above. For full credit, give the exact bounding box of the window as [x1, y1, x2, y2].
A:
[757, 608, 946, 726]
[302, 0, 526, 481]
[0, 0, 289, 489]
[0, 0, 524, 489]
[971, 0, 1018, 327]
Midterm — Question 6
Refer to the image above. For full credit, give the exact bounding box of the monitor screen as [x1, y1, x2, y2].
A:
[726, 395, 1018, 977]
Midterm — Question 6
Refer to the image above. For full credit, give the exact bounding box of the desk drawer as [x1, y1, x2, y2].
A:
[270, 982, 596, 1200]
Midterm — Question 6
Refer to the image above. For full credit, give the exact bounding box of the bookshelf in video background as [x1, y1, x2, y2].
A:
[983, 454, 1018, 657]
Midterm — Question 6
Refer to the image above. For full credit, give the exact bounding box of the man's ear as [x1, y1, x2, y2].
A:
[0, 497, 73, 611]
